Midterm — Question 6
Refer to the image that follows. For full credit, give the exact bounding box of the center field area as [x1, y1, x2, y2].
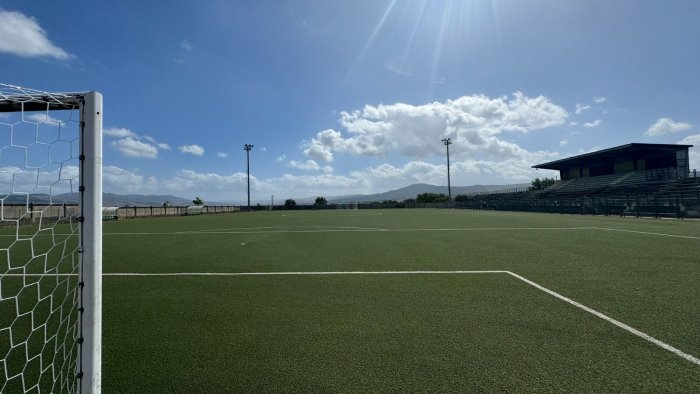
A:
[102, 209, 700, 392]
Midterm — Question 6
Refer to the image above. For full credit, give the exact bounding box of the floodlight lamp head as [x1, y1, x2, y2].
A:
[244, 144, 254, 151]
[442, 138, 452, 145]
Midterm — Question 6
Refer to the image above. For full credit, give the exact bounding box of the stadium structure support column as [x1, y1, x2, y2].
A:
[442, 138, 452, 203]
[244, 144, 253, 211]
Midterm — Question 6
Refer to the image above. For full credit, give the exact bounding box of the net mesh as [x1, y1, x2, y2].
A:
[0, 84, 83, 393]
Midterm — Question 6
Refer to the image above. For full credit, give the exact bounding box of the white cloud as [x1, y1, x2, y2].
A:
[569, 121, 577, 126]
[645, 117, 692, 136]
[288, 160, 320, 171]
[111, 137, 158, 159]
[181, 40, 192, 51]
[275, 154, 286, 162]
[174, 58, 185, 64]
[216, 152, 228, 158]
[593, 97, 607, 103]
[104, 127, 137, 138]
[0, 10, 70, 59]
[576, 146, 601, 155]
[105, 127, 172, 158]
[583, 120, 602, 128]
[575, 104, 592, 114]
[559, 140, 568, 146]
[303, 92, 567, 163]
[97, 152, 561, 202]
[678, 134, 700, 169]
[178, 144, 205, 156]
[25, 113, 61, 123]
[103, 166, 158, 194]
[0, 165, 78, 195]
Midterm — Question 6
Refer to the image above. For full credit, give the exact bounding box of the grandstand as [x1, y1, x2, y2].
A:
[460, 143, 699, 218]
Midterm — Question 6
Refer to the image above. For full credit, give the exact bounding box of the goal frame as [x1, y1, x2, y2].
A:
[0, 85, 103, 394]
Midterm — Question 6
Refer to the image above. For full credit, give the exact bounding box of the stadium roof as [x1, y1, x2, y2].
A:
[533, 143, 693, 170]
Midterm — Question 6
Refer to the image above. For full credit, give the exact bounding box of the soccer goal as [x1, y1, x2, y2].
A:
[336, 202, 359, 210]
[0, 84, 102, 393]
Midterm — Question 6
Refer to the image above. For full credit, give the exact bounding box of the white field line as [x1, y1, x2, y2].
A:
[177, 225, 388, 233]
[102, 270, 508, 276]
[505, 271, 700, 367]
[96, 227, 592, 236]
[390, 227, 597, 232]
[97, 226, 700, 239]
[2, 226, 698, 239]
[97, 269, 700, 367]
[103, 229, 390, 235]
[591, 227, 700, 240]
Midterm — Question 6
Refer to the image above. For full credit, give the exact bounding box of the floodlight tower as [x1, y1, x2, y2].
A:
[244, 144, 253, 211]
[442, 138, 452, 202]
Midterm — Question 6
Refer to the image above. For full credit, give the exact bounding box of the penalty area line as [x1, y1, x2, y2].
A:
[103, 269, 700, 367]
[103, 270, 508, 276]
[504, 271, 700, 367]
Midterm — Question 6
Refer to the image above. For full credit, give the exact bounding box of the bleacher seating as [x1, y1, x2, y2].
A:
[460, 171, 700, 218]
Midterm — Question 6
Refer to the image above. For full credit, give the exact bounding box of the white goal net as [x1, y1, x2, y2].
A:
[0, 84, 102, 393]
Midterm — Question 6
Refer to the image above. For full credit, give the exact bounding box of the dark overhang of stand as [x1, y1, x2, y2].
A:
[532, 143, 693, 171]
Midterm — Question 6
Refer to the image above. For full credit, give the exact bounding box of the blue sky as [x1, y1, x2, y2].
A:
[1, 0, 699, 202]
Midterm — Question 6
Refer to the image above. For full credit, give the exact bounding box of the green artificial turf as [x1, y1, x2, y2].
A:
[98, 209, 700, 392]
[104, 275, 699, 393]
[3, 209, 700, 392]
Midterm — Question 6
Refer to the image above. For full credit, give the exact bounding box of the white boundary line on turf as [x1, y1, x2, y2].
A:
[591, 227, 700, 240]
[98, 227, 594, 236]
[102, 270, 508, 276]
[177, 225, 387, 233]
[502, 271, 700, 367]
[5, 226, 699, 239]
[98, 269, 700, 367]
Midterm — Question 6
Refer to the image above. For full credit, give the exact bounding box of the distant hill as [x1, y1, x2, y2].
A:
[327, 183, 530, 203]
[5, 183, 528, 207]
[5, 193, 193, 207]
[100, 193, 193, 207]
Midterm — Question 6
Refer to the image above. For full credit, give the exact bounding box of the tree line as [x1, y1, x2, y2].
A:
[224, 177, 559, 209]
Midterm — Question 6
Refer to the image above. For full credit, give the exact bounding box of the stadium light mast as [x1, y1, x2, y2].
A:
[441, 138, 452, 202]
[244, 144, 253, 211]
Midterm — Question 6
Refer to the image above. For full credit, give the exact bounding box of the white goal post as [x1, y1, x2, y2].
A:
[0, 84, 102, 393]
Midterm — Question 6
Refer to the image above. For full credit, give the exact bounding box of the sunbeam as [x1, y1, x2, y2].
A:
[342, 0, 399, 86]
[430, 1, 454, 97]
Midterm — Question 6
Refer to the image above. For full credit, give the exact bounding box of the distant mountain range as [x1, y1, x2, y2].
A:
[4, 183, 528, 206]
[4, 193, 192, 207]
[325, 183, 529, 203]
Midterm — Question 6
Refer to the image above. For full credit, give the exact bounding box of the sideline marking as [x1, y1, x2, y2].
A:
[3, 226, 698, 239]
[100, 227, 593, 236]
[102, 270, 507, 276]
[99, 269, 700, 367]
[504, 271, 700, 367]
[592, 227, 700, 240]
[95, 226, 700, 239]
[177, 225, 388, 233]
